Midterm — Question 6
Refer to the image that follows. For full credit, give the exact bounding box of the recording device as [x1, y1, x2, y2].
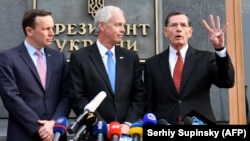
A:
[129, 121, 143, 141]
[93, 121, 108, 141]
[185, 110, 216, 125]
[53, 117, 68, 141]
[142, 113, 157, 125]
[107, 121, 122, 141]
[157, 118, 171, 125]
[70, 112, 98, 141]
[68, 91, 107, 134]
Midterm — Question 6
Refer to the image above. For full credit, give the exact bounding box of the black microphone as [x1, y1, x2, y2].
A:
[70, 112, 98, 141]
[183, 116, 194, 125]
[157, 118, 170, 125]
[93, 120, 108, 141]
[68, 91, 106, 134]
[53, 117, 68, 141]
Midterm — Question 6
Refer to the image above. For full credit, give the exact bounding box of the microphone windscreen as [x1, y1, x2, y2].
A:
[107, 121, 122, 139]
[93, 120, 108, 136]
[84, 91, 107, 112]
[53, 117, 68, 135]
[129, 122, 143, 138]
[158, 118, 170, 125]
[143, 113, 157, 125]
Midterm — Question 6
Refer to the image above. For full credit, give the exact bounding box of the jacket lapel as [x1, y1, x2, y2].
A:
[44, 49, 52, 90]
[89, 43, 113, 93]
[158, 49, 178, 95]
[180, 47, 197, 93]
[114, 47, 126, 96]
[18, 44, 42, 88]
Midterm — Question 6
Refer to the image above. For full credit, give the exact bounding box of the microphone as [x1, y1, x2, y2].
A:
[93, 121, 108, 141]
[71, 112, 98, 141]
[157, 118, 170, 125]
[129, 121, 143, 141]
[185, 110, 216, 125]
[142, 113, 157, 125]
[53, 117, 68, 141]
[183, 116, 194, 125]
[68, 91, 106, 134]
[107, 121, 122, 141]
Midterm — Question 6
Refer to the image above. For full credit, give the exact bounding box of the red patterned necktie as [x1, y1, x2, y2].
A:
[173, 50, 183, 93]
[36, 50, 46, 89]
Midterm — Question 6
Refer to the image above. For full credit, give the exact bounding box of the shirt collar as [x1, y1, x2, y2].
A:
[169, 44, 188, 59]
[24, 40, 45, 56]
[97, 39, 115, 58]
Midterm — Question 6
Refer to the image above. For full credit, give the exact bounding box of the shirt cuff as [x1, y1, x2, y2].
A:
[215, 47, 227, 57]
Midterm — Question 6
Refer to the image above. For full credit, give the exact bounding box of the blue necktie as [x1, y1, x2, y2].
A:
[106, 50, 116, 93]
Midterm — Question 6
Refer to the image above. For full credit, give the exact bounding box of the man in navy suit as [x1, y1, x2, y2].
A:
[0, 9, 70, 141]
[69, 5, 146, 139]
[144, 11, 235, 125]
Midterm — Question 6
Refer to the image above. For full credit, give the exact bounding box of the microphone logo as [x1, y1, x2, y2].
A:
[147, 113, 156, 120]
[97, 121, 103, 129]
[110, 124, 120, 129]
[56, 117, 66, 124]
[87, 112, 95, 119]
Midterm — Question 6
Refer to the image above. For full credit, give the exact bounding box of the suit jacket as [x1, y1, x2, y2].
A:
[69, 42, 146, 124]
[0, 42, 70, 141]
[144, 46, 235, 124]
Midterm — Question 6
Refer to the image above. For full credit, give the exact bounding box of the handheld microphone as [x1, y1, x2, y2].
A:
[71, 112, 97, 141]
[129, 121, 143, 141]
[157, 118, 170, 125]
[68, 91, 106, 134]
[53, 117, 68, 141]
[142, 113, 157, 125]
[107, 121, 122, 141]
[93, 121, 108, 141]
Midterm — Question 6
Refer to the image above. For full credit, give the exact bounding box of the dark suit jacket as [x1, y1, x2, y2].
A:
[69, 42, 146, 124]
[144, 46, 235, 124]
[0, 42, 70, 141]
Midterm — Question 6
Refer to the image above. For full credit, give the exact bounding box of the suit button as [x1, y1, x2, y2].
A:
[178, 100, 182, 103]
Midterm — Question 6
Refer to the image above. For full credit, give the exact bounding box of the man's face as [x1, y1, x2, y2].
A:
[27, 15, 54, 49]
[163, 14, 193, 49]
[100, 11, 126, 46]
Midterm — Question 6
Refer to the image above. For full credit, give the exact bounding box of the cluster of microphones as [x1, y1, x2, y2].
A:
[52, 91, 214, 141]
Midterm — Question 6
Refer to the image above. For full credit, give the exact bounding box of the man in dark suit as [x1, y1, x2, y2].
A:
[0, 9, 70, 141]
[69, 5, 146, 139]
[144, 11, 235, 125]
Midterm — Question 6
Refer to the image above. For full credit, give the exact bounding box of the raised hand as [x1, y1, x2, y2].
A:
[202, 15, 229, 49]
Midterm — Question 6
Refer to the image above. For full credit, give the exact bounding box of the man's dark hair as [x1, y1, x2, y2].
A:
[164, 11, 192, 27]
[22, 9, 52, 36]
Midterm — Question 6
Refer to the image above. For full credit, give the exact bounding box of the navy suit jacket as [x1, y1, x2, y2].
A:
[0, 42, 70, 141]
[69, 42, 146, 124]
[144, 46, 235, 124]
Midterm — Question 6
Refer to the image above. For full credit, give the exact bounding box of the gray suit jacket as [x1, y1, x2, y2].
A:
[0, 42, 70, 141]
